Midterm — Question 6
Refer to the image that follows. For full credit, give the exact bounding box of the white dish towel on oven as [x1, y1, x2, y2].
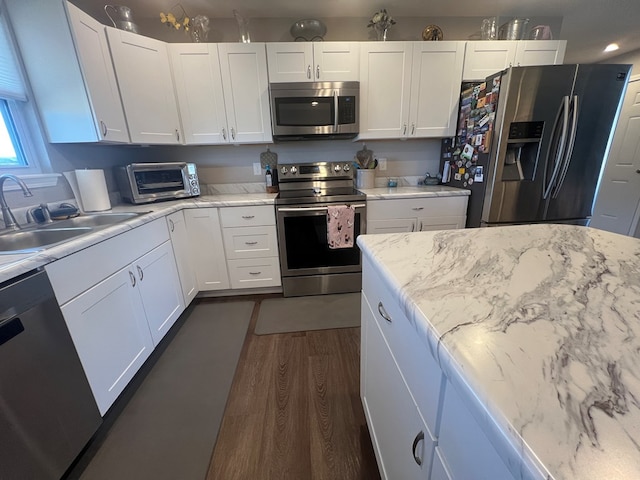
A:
[327, 205, 355, 249]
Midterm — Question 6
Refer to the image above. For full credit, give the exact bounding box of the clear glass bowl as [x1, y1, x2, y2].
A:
[290, 19, 327, 41]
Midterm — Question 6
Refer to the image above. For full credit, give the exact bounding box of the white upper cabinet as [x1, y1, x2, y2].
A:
[6, 1, 129, 143]
[463, 40, 567, 80]
[266, 42, 359, 82]
[408, 41, 465, 138]
[169, 43, 228, 145]
[106, 27, 182, 144]
[359, 41, 464, 139]
[217, 43, 272, 144]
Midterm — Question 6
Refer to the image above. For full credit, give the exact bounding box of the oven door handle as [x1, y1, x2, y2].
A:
[278, 204, 366, 213]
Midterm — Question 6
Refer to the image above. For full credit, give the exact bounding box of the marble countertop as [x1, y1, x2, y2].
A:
[358, 185, 470, 199]
[357, 224, 640, 480]
[0, 193, 277, 284]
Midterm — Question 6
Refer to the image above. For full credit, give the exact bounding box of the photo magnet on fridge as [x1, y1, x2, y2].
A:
[474, 166, 484, 182]
[461, 144, 474, 161]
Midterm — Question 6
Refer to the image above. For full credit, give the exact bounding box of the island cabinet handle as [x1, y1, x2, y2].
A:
[245, 241, 258, 245]
[129, 270, 136, 287]
[377, 302, 392, 323]
[412, 430, 425, 466]
[169, 218, 175, 232]
[412, 207, 424, 211]
[249, 271, 262, 275]
[242, 215, 255, 220]
[137, 265, 144, 281]
[100, 120, 108, 137]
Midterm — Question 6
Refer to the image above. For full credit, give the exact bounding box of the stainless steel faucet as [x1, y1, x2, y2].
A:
[0, 174, 33, 230]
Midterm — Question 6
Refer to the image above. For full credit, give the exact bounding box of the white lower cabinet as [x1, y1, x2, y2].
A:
[220, 205, 281, 290]
[184, 208, 230, 291]
[362, 290, 435, 479]
[167, 210, 197, 305]
[367, 196, 468, 234]
[46, 218, 184, 415]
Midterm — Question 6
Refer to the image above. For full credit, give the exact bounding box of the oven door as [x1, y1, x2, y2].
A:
[276, 203, 366, 278]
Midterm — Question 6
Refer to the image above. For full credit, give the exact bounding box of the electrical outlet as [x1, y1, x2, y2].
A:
[377, 158, 387, 171]
[253, 162, 262, 175]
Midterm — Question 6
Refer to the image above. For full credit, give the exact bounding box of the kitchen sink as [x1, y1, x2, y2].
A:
[0, 227, 92, 253]
[39, 212, 147, 230]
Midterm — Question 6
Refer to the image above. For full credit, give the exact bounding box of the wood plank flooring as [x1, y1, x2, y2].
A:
[207, 298, 380, 480]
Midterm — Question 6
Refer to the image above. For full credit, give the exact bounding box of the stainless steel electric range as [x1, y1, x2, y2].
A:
[275, 161, 367, 297]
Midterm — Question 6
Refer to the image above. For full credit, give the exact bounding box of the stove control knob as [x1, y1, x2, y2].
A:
[343, 163, 351, 172]
[334, 164, 342, 173]
[290, 166, 298, 175]
[280, 166, 288, 175]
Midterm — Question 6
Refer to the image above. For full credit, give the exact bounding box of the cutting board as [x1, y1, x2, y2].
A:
[260, 147, 278, 169]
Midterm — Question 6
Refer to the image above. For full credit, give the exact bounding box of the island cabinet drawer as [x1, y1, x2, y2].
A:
[227, 257, 281, 289]
[219, 205, 275, 227]
[367, 196, 468, 220]
[362, 258, 444, 437]
[222, 225, 278, 259]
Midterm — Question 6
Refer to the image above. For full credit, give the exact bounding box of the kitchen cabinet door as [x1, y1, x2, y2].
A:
[417, 215, 467, 232]
[184, 208, 230, 291]
[167, 210, 197, 305]
[106, 27, 182, 144]
[361, 291, 435, 479]
[267, 42, 359, 82]
[359, 42, 413, 139]
[367, 218, 416, 234]
[514, 40, 567, 67]
[61, 266, 154, 415]
[169, 43, 229, 145]
[6, 1, 129, 143]
[462, 41, 518, 81]
[66, 2, 129, 142]
[408, 42, 464, 138]
[135, 241, 184, 346]
[218, 43, 273, 144]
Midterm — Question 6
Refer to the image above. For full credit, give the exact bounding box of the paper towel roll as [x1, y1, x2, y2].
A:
[75, 169, 111, 212]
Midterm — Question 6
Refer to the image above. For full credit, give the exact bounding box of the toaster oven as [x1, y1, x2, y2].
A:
[115, 162, 200, 204]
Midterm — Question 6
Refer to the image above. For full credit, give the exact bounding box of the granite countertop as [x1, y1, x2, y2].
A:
[358, 185, 470, 199]
[0, 193, 277, 284]
[357, 224, 640, 480]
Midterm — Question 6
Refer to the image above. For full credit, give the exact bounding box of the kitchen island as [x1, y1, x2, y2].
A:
[358, 224, 640, 480]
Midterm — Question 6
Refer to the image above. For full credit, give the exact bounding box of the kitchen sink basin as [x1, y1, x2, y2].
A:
[0, 227, 92, 253]
[40, 212, 147, 230]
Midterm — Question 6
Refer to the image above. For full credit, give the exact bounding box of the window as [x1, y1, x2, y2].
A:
[0, 99, 27, 168]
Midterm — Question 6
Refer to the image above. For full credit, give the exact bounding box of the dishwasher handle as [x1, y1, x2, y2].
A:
[0, 312, 24, 347]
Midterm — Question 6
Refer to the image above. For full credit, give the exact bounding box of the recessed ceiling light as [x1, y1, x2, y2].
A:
[604, 43, 620, 53]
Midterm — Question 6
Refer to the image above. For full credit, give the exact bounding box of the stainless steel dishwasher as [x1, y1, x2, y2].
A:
[0, 269, 102, 479]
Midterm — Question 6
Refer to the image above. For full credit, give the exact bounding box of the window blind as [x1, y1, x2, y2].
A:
[0, 8, 26, 101]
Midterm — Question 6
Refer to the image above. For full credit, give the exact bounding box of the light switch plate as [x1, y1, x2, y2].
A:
[253, 163, 262, 175]
[377, 158, 387, 171]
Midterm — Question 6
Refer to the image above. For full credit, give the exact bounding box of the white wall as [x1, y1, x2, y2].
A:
[603, 48, 640, 75]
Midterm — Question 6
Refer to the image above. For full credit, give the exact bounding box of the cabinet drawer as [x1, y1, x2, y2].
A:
[367, 197, 468, 220]
[362, 258, 444, 438]
[219, 205, 275, 227]
[222, 225, 278, 259]
[227, 257, 281, 289]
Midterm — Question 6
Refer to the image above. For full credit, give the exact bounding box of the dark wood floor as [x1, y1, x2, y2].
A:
[207, 299, 381, 480]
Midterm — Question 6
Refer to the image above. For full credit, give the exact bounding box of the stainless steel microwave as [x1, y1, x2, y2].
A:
[269, 81, 359, 141]
[115, 162, 200, 204]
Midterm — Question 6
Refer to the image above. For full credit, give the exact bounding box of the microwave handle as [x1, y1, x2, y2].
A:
[333, 90, 338, 133]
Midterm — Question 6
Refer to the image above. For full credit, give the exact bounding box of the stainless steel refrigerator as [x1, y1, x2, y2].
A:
[441, 64, 632, 227]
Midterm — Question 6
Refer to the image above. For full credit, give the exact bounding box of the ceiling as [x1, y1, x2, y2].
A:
[74, 0, 640, 64]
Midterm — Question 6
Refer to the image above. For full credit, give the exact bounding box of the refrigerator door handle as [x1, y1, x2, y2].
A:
[552, 95, 579, 198]
[543, 96, 570, 199]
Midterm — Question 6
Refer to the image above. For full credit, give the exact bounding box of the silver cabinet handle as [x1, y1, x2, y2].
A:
[316, 64, 320, 79]
[137, 265, 144, 281]
[412, 207, 424, 211]
[418, 221, 423, 231]
[175, 129, 180, 142]
[222, 128, 227, 140]
[242, 215, 255, 219]
[249, 271, 261, 275]
[231, 127, 236, 140]
[411, 223, 415, 232]
[129, 270, 136, 287]
[100, 120, 107, 137]
[411, 123, 416, 135]
[307, 65, 311, 79]
[377, 302, 392, 323]
[168, 218, 175, 232]
[245, 241, 258, 245]
[403, 124, 407, 135]
[412, 430, 425, 466]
